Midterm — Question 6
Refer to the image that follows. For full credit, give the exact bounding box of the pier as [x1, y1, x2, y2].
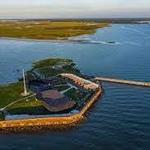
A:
[95, 77, 150, 87]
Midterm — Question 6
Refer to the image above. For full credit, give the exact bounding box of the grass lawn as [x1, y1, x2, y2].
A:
[0, 82, 25, 108]
[7, 98, 50, 115]
[64, 88, 89, 103]
[30, 58, 80, 78]
[32, 58, 72, 69]
[6, 98, 42, 110]
[0, 21, 108, 40]
[0, 112, 5, 121]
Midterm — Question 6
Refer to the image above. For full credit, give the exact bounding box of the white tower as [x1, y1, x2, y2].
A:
[21, 69, 29, 96]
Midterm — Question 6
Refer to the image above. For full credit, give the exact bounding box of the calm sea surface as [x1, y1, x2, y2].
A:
[0, 24, 150, 150]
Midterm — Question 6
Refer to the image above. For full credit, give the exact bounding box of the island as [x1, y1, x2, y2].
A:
[0, 58, 102, 130]
[0, 20, 108, 40]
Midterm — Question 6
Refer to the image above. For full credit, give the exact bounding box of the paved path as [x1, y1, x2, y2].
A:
[95, 77, 150, 87]
[0, 94, 36, 111]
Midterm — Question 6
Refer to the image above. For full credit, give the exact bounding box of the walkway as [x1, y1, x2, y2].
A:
[95, 77, 150, 87]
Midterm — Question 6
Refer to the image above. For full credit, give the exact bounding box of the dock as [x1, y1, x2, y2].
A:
[95, 77, 150, 87]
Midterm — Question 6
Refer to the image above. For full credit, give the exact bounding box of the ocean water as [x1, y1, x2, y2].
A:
[0, 24, 150, 150]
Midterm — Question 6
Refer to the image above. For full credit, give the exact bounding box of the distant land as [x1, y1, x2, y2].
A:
[0, 21, 108, 40]
[0, 18, 150, 24]
[0, 18, 149, 40]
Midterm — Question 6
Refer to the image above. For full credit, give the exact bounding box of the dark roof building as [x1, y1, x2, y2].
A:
[36, 90, 76, 113]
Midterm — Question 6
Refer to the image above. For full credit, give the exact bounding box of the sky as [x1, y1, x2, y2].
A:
[0, 0, 150, 19]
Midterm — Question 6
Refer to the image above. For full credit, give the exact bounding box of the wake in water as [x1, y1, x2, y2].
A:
[68, 39, 121, 45]
[68, 35, 121, 45]
[88, 40, 121, 45]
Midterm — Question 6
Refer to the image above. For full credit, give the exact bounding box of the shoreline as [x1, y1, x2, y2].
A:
[0, 21, 109, 41]
[0, 37, 76, 43]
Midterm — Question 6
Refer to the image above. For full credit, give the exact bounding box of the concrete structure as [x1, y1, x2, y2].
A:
[61, 73, 99, 90]
[95, 77, 150, 87]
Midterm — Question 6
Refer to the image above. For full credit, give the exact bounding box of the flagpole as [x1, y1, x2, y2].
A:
[21, 69, 29, 96]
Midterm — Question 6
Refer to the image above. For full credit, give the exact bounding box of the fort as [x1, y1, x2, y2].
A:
[1, 58, 149, 131]
[0, 58, 104, 130]
[0, 74, 102, 130]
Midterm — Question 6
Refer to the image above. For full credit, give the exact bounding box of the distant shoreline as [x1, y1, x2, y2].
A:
[0, 37, 73, 43]
[0, 18, 149, 24]
[0, 21, 108, 40]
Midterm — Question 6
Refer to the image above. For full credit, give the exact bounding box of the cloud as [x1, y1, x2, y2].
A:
[0, 0, 149, 18]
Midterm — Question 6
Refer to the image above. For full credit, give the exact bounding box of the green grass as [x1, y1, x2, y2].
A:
[64, 88, 93, 107]
[0, 112, 5, 121]
[7, 98, 50, 115]
[0, 21, 108, 40]
[64, 88, 77, 100]
[64, 88, 87, 101]
[31, 58, 80, 78]
[0, 82, 24, 108]
[6, 98, 42, 110]
[32, 58, 72, 69]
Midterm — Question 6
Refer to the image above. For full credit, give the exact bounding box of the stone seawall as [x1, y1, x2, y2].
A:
[0, 88, 102, 130]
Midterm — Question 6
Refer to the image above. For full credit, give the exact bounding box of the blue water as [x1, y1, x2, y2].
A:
[0, 24, 150, 150]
